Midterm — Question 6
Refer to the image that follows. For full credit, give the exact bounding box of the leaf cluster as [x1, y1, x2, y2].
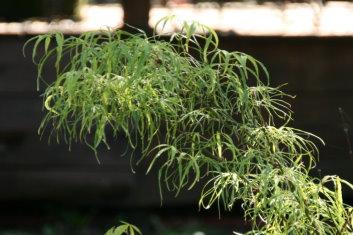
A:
[25, 16, 353, 234]
[105, 221, 141, 235]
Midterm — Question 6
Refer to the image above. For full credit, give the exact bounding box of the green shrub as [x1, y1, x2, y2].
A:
[25, 16, 353, 234]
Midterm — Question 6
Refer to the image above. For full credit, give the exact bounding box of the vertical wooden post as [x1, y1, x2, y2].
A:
[121, 0, 151, 31]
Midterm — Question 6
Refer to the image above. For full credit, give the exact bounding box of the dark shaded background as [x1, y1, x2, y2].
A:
[1, 0, 353, 234]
